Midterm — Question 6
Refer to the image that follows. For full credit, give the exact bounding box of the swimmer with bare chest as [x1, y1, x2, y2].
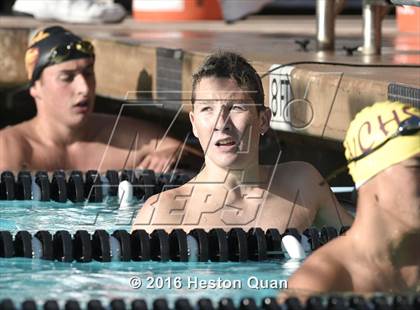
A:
[132, 52, 353, 233]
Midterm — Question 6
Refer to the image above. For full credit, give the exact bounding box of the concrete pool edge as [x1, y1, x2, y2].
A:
[0, 20, 418, 142]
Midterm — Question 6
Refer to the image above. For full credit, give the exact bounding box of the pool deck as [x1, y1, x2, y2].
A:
[0, 15, 419, 141]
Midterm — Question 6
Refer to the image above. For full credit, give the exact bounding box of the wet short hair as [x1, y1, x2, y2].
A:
[191, 51, 265, 111]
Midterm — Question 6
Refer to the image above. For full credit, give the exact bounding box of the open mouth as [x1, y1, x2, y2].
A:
[215, 138, 236, 147]
[73, 101, 90, 113]
[74, 101, 89, 108]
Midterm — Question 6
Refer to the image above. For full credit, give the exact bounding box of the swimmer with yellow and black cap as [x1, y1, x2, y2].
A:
[0, 25, 188, 173]
[25, 25, 95, 85]
[281, 101, 419, 296]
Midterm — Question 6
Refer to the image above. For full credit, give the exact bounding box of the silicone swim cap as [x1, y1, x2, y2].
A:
[344, 101, 419, 188]
[25, 26, 94, 84]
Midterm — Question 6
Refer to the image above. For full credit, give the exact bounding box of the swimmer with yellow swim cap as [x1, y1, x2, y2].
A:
[282, 101, 419, 296]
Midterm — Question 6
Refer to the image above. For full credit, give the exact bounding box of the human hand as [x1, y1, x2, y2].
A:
[138, 147, 179, 173]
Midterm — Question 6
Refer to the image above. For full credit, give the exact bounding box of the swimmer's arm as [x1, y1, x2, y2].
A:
[138, 143, 203, 173]
[0, 130, 27, 172]
[137, 146, 179, 173]
[114, 116, 201, 172]
[107, 116, 182, 172]
[137, 132, 202, 172]
[279, 254, 352, 299]
[315, 188, 354, 229]
[307, 166, 354, 228]
[134, 121, 185, 172]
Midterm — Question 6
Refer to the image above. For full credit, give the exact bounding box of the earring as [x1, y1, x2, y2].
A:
[261, 132, 265, 136]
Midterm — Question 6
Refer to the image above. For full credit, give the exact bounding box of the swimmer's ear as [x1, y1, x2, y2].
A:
[29, 82, 41, 100]
[259, 107, 271, 134]
[189, 111, 199, 138]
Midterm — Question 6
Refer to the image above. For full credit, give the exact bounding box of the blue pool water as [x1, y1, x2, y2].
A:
[0, 258, 299, 306]
[0, 199, 135, 233]
[0, 201, 301, 307]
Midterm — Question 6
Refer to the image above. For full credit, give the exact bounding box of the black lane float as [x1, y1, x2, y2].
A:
[0, 295, 419, 310]
[0, 226, 349, 263]
[0, 170, 192, 202]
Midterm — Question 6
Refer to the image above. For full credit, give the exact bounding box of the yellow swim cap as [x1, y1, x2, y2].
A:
[343, 101, 420, 188]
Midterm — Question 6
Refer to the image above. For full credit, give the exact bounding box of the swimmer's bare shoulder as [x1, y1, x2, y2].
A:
[132, 183, 194, 234]
[268, 161, 325, 195]
[0, 122, 33, 171]
[285, 239, 353, 295]
[269, 161, 353, 227]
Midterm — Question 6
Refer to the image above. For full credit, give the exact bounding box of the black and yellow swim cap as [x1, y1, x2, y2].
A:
[25, 26, 95, 84]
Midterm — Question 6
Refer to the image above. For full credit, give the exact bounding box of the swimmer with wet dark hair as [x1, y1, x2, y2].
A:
[283, 101, 419, 295]
[132, 51, 353, 233]
[0, 26, 186, 173]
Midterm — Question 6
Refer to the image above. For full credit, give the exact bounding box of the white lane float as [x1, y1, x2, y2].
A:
[31, 178, 41, 201]
[281, 235, 306, 259]
[118, 180, 134, 207]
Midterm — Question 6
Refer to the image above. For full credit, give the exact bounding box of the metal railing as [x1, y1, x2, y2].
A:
[316, 0, 346, 51]
[361, 0, 390, 55]
[316, 0, 407, 55]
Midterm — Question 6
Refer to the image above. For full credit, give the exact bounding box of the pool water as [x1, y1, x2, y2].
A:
[0, 258, 299, 306]
[0, 200, 135, 233]
[0, 201, 301, 307]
